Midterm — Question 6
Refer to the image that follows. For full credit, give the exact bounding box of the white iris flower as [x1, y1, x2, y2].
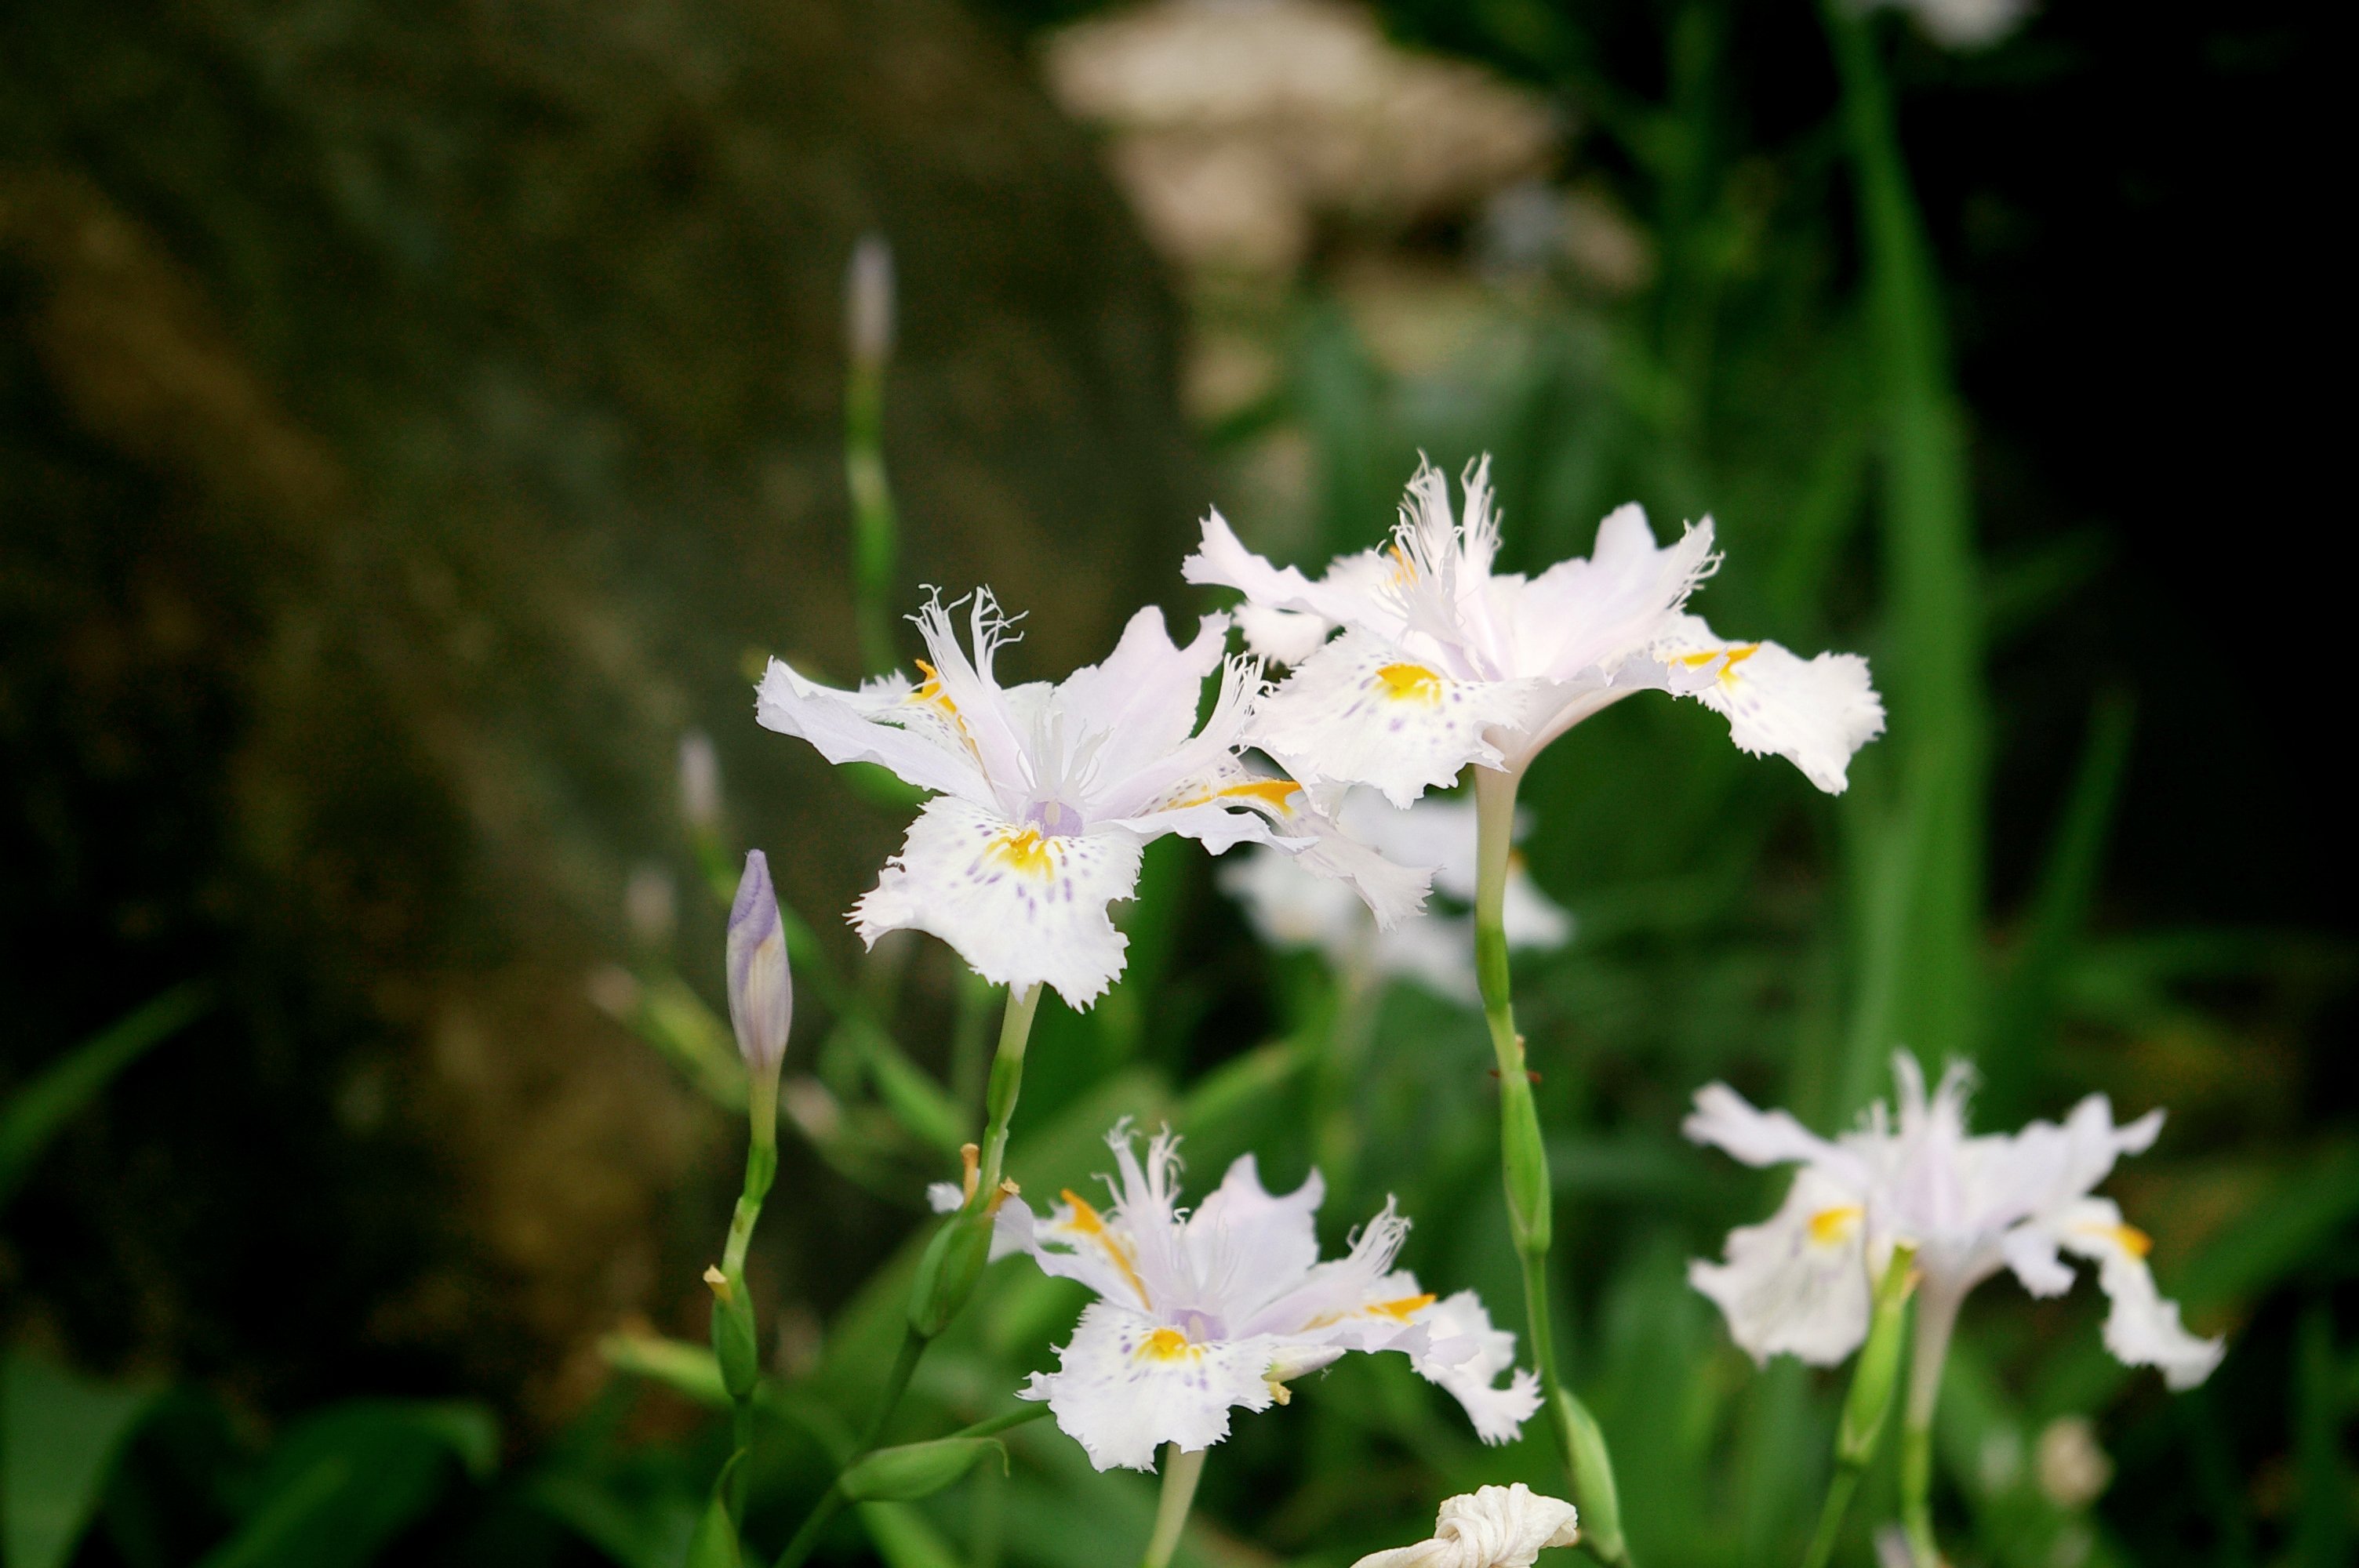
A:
[1184, 456, 1885, 804]
[1219, 790, 1571, 1004]
[757, 591, 1412, 1007]
[1685, 1054, 2224, 1390]
[1348, 1483, 1580, 1568]
[980, 1120, 1540, 1471]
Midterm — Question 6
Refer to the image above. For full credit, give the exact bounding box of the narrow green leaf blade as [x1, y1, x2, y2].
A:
[1, 1355, 158, 1568]
[0, 983, 210, 1210]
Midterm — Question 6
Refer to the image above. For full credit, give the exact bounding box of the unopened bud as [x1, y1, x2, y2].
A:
[846, 234, 895, 369]
[1837, 1243, 1917, 1468]
[726, 851, 792, 1073]
[678, 731, 722, 833]
[908, 1209, 994, 1338]
[838, 1436, 1005, 1503]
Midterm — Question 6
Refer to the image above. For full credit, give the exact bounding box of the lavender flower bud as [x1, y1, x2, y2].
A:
[726, 850, 791, 1073]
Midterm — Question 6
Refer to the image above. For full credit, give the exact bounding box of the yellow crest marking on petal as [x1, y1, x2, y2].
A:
[1372, 662, 1442, 704]
[1163, 777, 1305, 814]
[1808, 1205, 1864, 1245]
[1368, 1292, 1437, 1322]
[1218, 778, 1304, 810]
[1059, 1188, 1153, 1308]
[986, 826, 1057, 879]
[2080, 1221, 2153, 1258]
[1673, 644, 1761, 688]
[1137, 1327, 1199, 1363]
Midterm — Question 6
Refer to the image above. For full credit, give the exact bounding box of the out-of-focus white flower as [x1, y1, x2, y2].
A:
[973, 1120, 1539, 1471]
[624, 862, 678, 949]
[1684, 1054, 2224, 1391]
[1348, 1483, 1579, 1568]
[1220, 789, 1569, 1002]
[1186, 456, 1882, 805]
[758, 592, 1409, 1007]
[1861, 0, 2033, 51]
[678, 731, 722, 832]
[845, 234, 895, 368]
[726, 851, 792, 1073]
[2035, 1415, 2113, 1510]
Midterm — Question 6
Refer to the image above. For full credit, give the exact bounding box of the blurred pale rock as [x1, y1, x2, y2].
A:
[1046, 0, 1558, 274]
[1, 0, 1197, 1421]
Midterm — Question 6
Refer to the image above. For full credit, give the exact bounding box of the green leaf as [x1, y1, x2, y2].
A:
[1, 1354, 160, 1568]
[529, 1468, 699, 1568]
[195, 1400, 496, 1568]
[598, 1331, 729, 1410]
[0, 983, 211, 1212]
[681, 1456, 742, 1568]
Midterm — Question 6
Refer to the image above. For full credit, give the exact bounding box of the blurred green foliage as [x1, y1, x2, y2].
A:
[2, 2, 2350, 1566]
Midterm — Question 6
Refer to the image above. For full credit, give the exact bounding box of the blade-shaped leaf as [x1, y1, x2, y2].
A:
[1, 1355, 159, 1568]
[1, 984, 210, 1211]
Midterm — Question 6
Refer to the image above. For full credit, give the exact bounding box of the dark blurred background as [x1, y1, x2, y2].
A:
[4, 2, 2348, 1566]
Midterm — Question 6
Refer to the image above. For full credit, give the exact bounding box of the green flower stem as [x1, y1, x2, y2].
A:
[714, 1063, 781, 1516]
[775, 984, 1043, 1568]
[846, 326, 900, 677]
[1899, 1282, 1964, 1568]
[1141, 1444, 1207, 1568]
[976, 983, 1041, 1196]
[1799, 1245, 1917, 1568]
[1473, 766, 1630, 1566]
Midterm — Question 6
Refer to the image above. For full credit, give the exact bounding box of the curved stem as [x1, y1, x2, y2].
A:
[1141, 1445, 1207, 1568]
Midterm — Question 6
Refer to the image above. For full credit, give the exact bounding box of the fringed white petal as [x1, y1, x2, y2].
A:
[1406, 1290, 1543, 1444]
[754, 657, 991, 802]
[2048, 1199, 2224, 1389]
[1689, 1167, 1874, 1367]
[1648, 615, 1885, 794]
[1020, 1301, 1283, 1472]
[852, 798, 1143, 1007]
[1250, 630, 1537, 807]
[1683, 1081, 1845, 1169]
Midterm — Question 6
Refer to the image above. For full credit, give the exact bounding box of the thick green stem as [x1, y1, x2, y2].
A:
[1141, 1445, 1207, 1568]
[1473, 768, 1630, 1566]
